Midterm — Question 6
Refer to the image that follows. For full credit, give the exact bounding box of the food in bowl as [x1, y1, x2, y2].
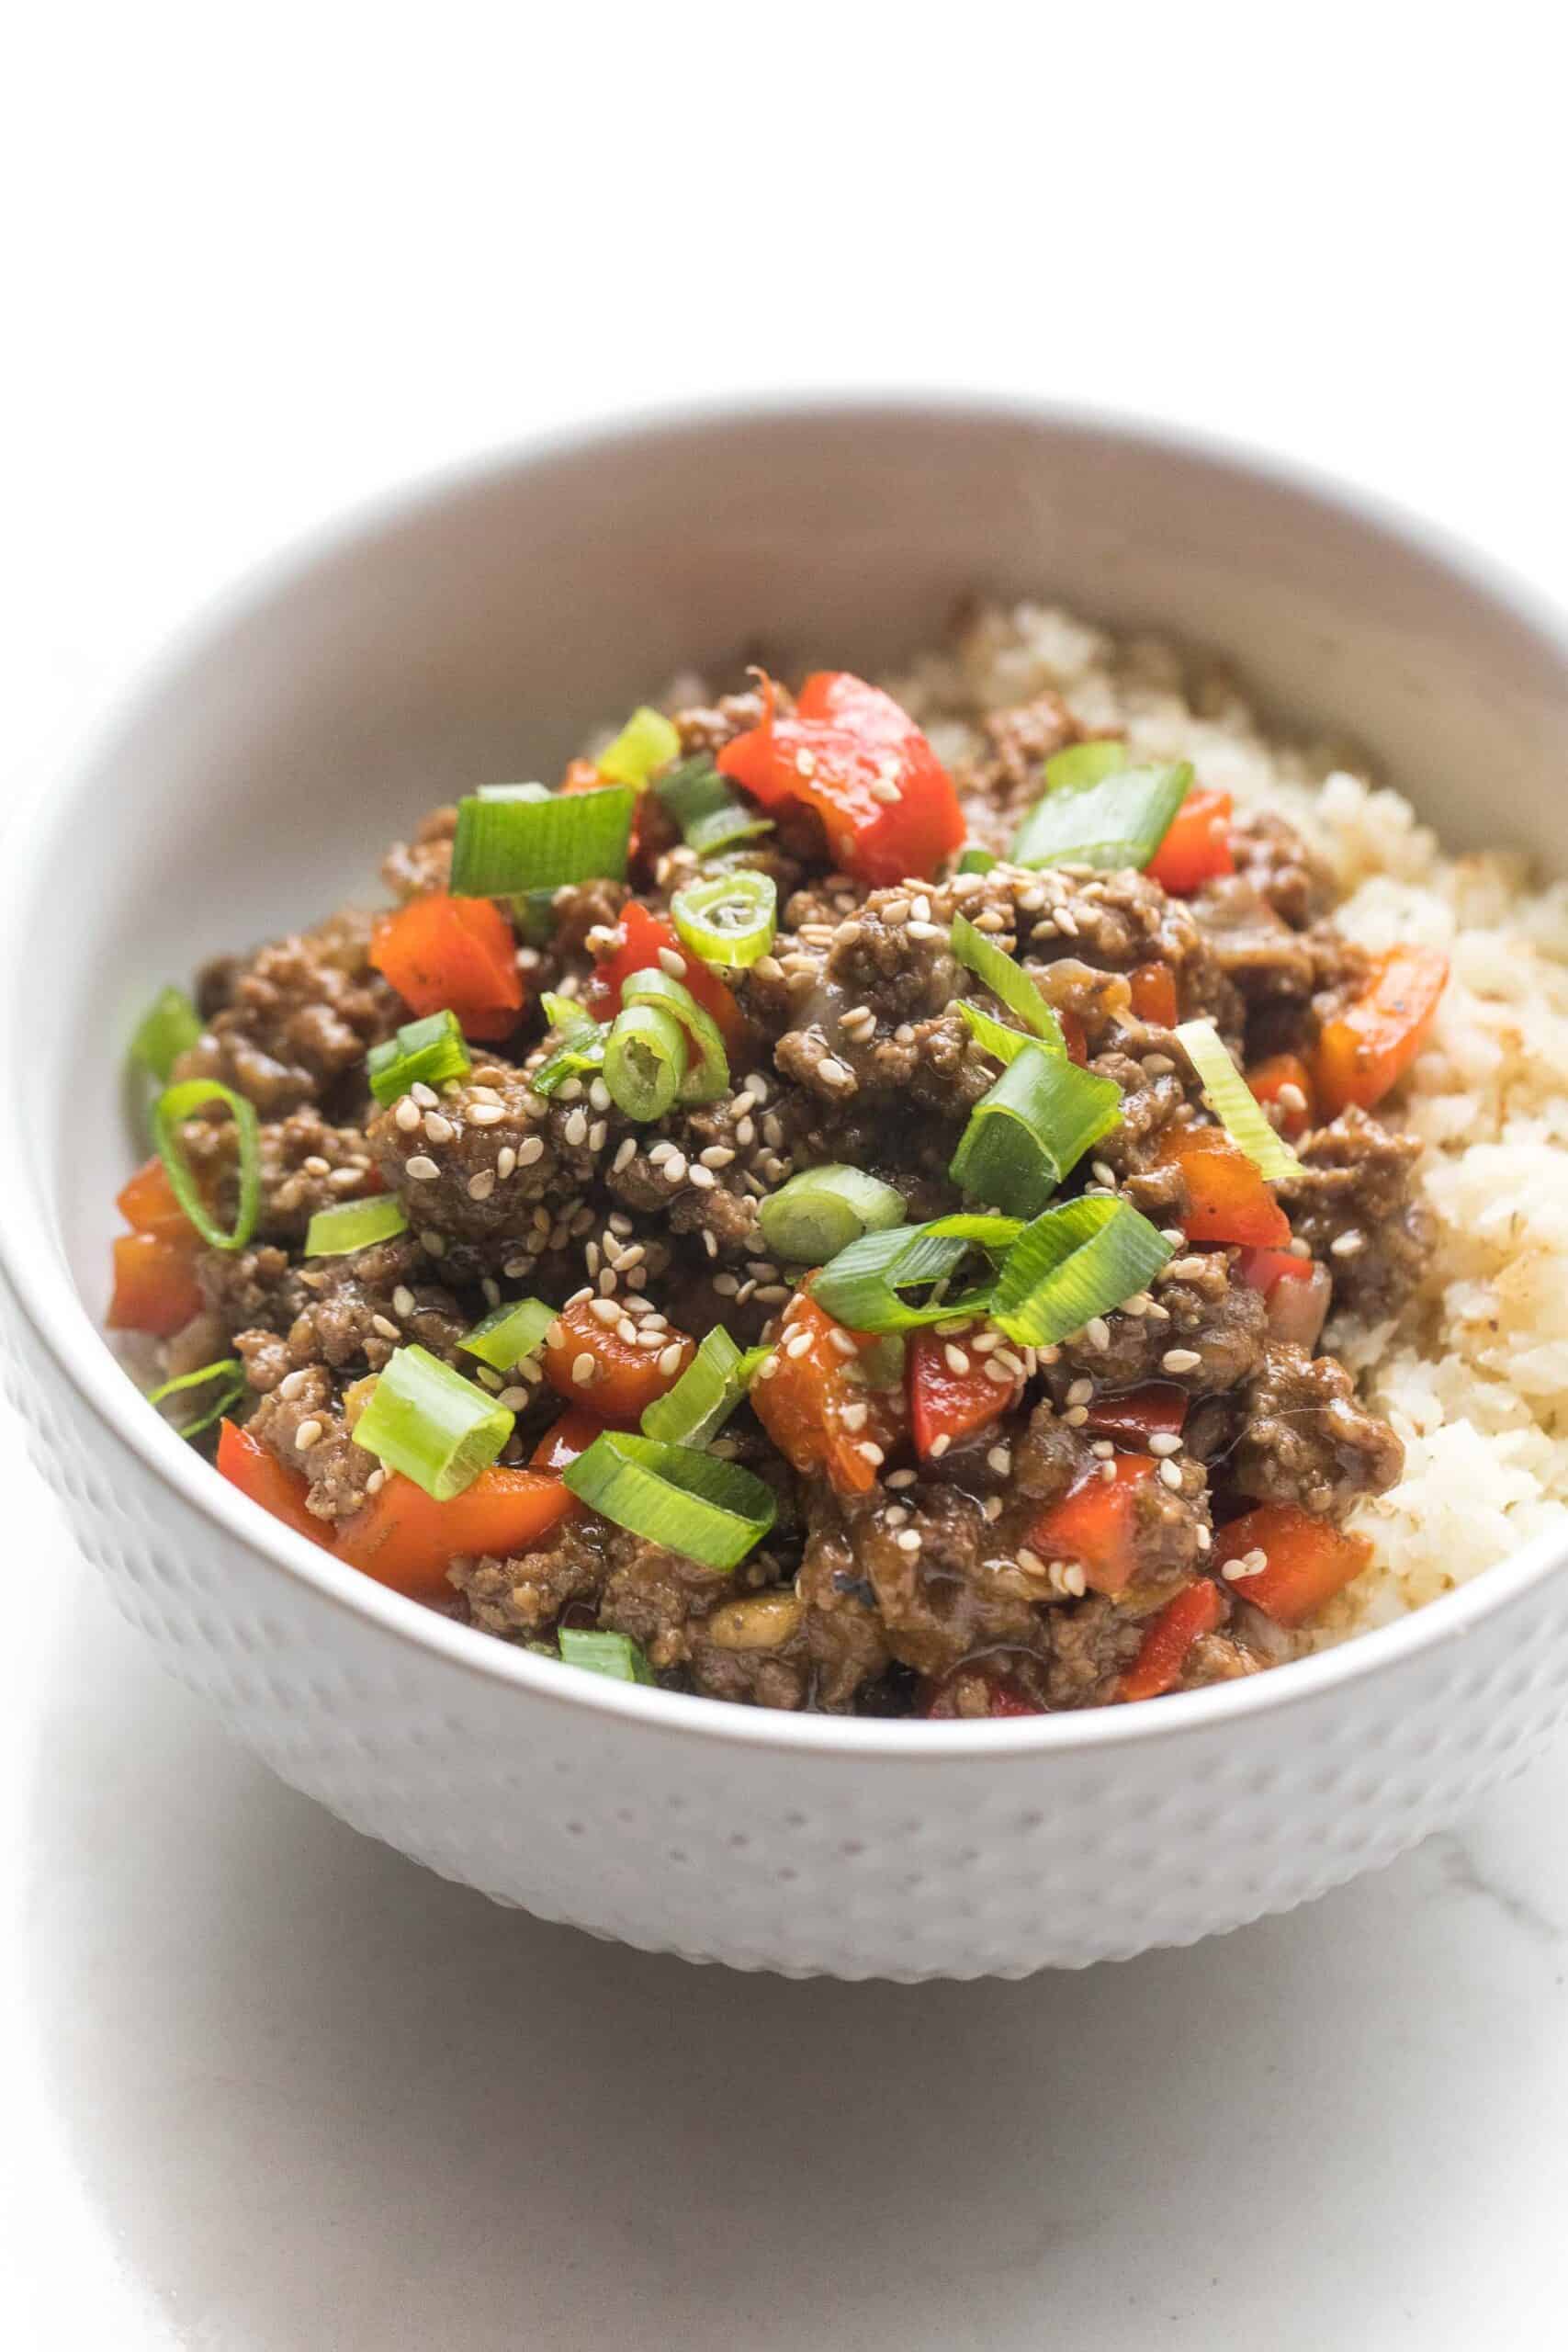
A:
[104, 599, 1568, 1718]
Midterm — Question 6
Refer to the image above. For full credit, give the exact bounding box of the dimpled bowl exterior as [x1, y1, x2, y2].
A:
[5, 400, 1568, 1979]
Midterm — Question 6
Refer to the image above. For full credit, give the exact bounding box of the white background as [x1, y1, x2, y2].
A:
[4, 7, 1568, 2345]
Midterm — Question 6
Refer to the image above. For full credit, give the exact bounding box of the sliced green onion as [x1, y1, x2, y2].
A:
[758, 1164, 907, 1262]
[352, 1343, 513, 1500]
[145, 1356, 245, 1439]
[540, 990, 583, 1031]
[596, 706, 681, 789]
[951, 1046, 1122, 1217]
[621, 967, 728, 1102]
[604, 1003, 685, 1122]
[988, 1197, 1175, 1347]
[304, 1195, 411, 1257]
[562, 1431, 776, 1571]
[1043, 739, 1130, 793]
[152, 1078, 261, 1253]
[655, 755, 774, 855]
[558, 1627, 656, 1684]
[957, 845, 997, 876]
[531, 1017, 610, 1096]
[641, 1327, 754, 1447]
[671, 871, 777, 969]
[458, 1295, 554, 1374]
[809, 1212, 1022, 1333]
[131, 985, 201, 1083]
[1173, 1018, 1304, 1182]
[954, 1000, 1032, 1067]
[476, 781, 550, 802]
[1010, 761, 1192, 872]
[450, 786, 636, 896]
[951, 912, 1065, 1047]
[367, 1009, 472, 1106]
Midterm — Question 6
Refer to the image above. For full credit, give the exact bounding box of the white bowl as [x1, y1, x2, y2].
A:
[4, 398, 1568, 1981]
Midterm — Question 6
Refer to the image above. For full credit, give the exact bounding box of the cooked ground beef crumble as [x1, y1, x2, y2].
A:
[110, 628, 1446, 1718]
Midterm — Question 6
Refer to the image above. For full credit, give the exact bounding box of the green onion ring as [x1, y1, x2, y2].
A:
[671, 871, 778, 969]
[152, 1078, 261, 1253]
[604, 1002, 686, 1122]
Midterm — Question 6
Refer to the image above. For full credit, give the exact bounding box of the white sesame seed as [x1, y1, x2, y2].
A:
[562, 1108, 588, 1148]
[817, 1057, 854, 1091]
[688, 1164, 717, 1190]
[1162, 1347, 1202, 1374]
[277, 1368, 310, 1400]
[700, 1145, 735, 1168]
[393, 1099, 421, 1132]
[886, 1468, 917, 1490]
[944, 1343, 971, 1375]
[588, 1121, 608, 1154]
[468, 1102, 504, 1126]
[590, 1078, 613, 1113]
[828, 1328, 859, 1358]
[857, 1440, 885, 1466]
[1330, 1231, 1365, 1258]
[713, 1272, 739, 1296]
[570, 1352, 597, 1387]
[735, 1115, 756, 1147]
[410, 1081, 439, 1108]
[1085, 1316, 1111, 1352]
[1063, 1404, 1089, 1427]
[496, 1146, 516, 1180]
[896, 1527, 922, 1553]
[1066, 1377, 1094, 1406]
[467, 1170, 495, 1201]
[1158, 1459, 1183, 1489]
[516, 1136, 546, 1167]
[1090, 1439, 1114, 1459]
[662, 1153, 689, 1186]
[405, 1154, 440, 1182]
[785, 1330, 814, 1360]
[929, 1433, 951, 1458]
[590, 1297, 621, 1325]
[986, 1445, 1012, 1475]
[294, 1419, 323, 1452]
[658, 947, 687, 978]
[1195, 1525, 1213, 1553]
[658, 1343, 684, 1376]
[981, 1358, 1014, 1385]
[982, 1494, 1004, 1521]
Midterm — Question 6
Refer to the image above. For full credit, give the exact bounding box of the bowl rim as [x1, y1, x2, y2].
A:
[5, 386, 1566, 1762]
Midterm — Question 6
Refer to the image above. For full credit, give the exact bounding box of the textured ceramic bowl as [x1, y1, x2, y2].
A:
[4, 400, 1567, 1981]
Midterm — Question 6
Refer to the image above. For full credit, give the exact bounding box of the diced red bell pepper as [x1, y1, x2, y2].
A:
[216, 1419, 334, 1548]
[1029, 1454, 1156, 1596]
[117, 1155, 196, 1241]
[529, 1406, 607, 1472]
[588, 899, 746, 1053]
[1313, 945, 1449, 1118]
[1156, 1123, 1292, 1247]
[1082, 1382, 1188, 1446]
[750, 1292, 906, 1496]
[1235, 1245, 1314, 1298]
[908, 1328, 1021, 1461]
[107, 1229, 205, 1336]
[1128, 961, 1179, 1026]
[369, 893, 524, 1042]
[335, 1465, 578, 1599]
[1146, 788, 1235, 895]
[1247, 1051, 1315, 1141]
[1120, 1579, 1224, 1702]
[1211, 1501, 1372, 1627]
[542, 1296, 695, 1425]
[716, 671, 964, 887]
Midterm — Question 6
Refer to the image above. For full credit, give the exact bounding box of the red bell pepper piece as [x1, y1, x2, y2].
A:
[908, 1328, 1021, 1461]
[117, 1155, 197, 1241]
[1120, 1579, 1224, 1702]
[1128, 961, 1179, 1026]
[1235, 1245, 1314, 1297]
[1247, 1051, 1315, 1141]
[107, 1230, 205, 1336]
[1313, 945, 1449, 1117]
[750, 1293, 905, 1496]
[335, 1465, 578, 1600]
[1156, 1123, 1292, 1247]
[542, 1295, 695, 1425]
[529, 1406, 608, 1472]
[716, 671, 964, 887]
[1059, 1010, 1089, 1066]
[1211, 1502, 1372, 1627]
[919, 1664, 1045, 1718]
[216, 1419, 334, 1548]
[370, 893, 524, 1042]
[1029, 1454, 1156, 1596]
[1146, 787, 1235, 895]
[588, 900, 746, 1053]
[1082, 1382, 1188, 1446]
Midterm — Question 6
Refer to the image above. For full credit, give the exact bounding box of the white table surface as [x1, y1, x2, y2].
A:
[5, 11, 1568, 2344]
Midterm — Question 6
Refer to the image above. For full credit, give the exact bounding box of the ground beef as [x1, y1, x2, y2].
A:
[1229, 808, 1336, 929]
[1233, 1340, 1404, 1518]
[670, 684, 773, 756]
[453, 1513, 614, 1636]
[1280, 1107, 1434, 1322]
[367, 1058, 604, 1270]
[1043, 1594, 1145, 1707]
[247, 1363, 374, 1521]
[173, 910, 400, 1116]
[1043, 1248, 1269, 1398]
[381, 805, 457, 902]
[181, 1106, 383, 1240]
[231, 1233, 468, 1391]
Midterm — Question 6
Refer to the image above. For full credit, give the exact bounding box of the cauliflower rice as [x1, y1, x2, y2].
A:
[891, 601, 1568, 1641]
